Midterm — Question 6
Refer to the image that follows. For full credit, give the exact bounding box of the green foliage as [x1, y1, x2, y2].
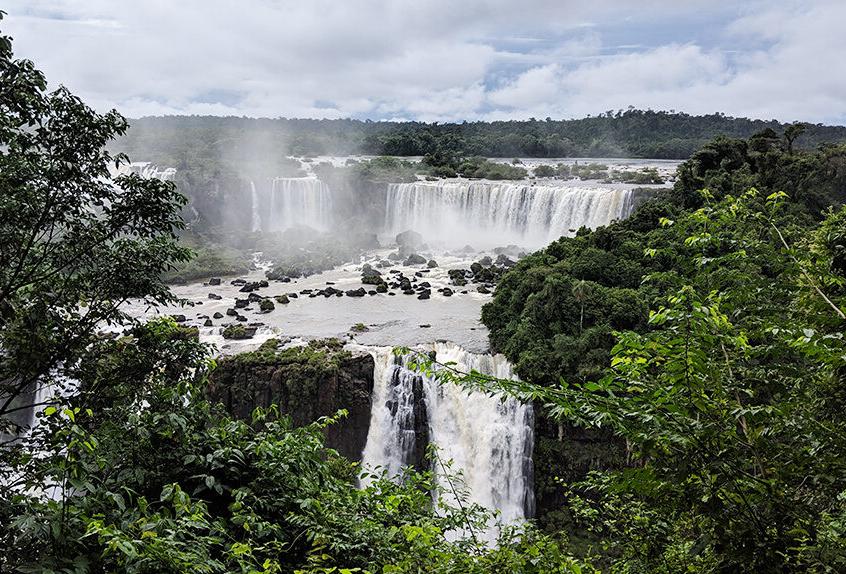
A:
[116, 111, 846, 162]
[0, 14, 190, 431]
[456, 157, 528, 180]
[434, 189, 846, 571]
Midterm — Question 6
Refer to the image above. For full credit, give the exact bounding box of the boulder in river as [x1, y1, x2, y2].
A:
[208, 293, 222, 300]
[345, 287, 367, 297]
[208, 277, 221, 286]
[213, 312, 224, 319]
[404, 253, 427, 266]
[396, 229, 423, 250]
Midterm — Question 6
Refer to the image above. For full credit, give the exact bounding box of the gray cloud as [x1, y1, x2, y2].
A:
[3, 0, 843, 123]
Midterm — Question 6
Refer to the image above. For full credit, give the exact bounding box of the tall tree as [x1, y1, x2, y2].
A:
[0, 11, 190, 435]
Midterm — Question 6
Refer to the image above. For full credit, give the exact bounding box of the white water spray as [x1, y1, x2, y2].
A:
[360, 343, 534, 532]
[250, 180, 262, 232]
[267, 177, 332, 232]
[385, 180, 633, 248]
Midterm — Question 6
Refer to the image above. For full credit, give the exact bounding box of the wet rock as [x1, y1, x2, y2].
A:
[396, 229, 424, 250]
[204, 319, 213, 327]
[259, 299, 275, 312]
[345, 287, 366, 297]
[376, 283, 388, 293]
[235, 298, 249, 309]
[441, 288, 453, 297]
[208, 277, 221, 286]
[288, 292, 298, 298]
[172, 314, 187, 323]
[427, 259, 438, 268]
[226, 308, 237, 317]
[419, 324, 431, 328]
[274, 294, 290, 304]
[404, 253, 427, 266]
[495, 254, 516, 267]
[222, 324, 256, 339]
[213, 312, 224, 319]
[208, 293, 222, 300]
[477, 285, 491, 294]
[236, 315, 248, 322]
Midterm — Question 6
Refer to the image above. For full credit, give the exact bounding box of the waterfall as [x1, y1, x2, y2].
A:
[267, 177, 332, 232]
[360, 343, 534, 533]
[250, 180, 262, 232]
[385, 180, 633, 248]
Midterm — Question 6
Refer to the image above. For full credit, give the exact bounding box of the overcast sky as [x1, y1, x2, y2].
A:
[3, 0, 844, 124]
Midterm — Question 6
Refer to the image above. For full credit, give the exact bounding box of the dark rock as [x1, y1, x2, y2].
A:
[396, 229, 424, 250]
[236, 315, 248, 322]
[172, 314, 186, 323]
[274, 294, 290, 304]
[226, 308, 237, 317]
[235, 298, 249, 309]
[259, 299, 275, 312]
[288, 292, 299, 298]
[259, 280, 269, 288]
[206, 342, 376, 461]
[345, 287, 367, 297]
[208, 293, 222, 300]
[213, 312, 224, 319]
[404, 253, 427, 266]
[221, 324, 256, 339]
[477, 285, 491, 294]
[442, 288, 453, 297]
[479, 256, 493, 267]
[495, 254, 516, 266]
[427, 259, 438, 268]
[208, 277, 221, 286]
[204, 319, 213, 327]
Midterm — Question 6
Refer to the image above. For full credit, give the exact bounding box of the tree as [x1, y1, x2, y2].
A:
[422, 192, 846, 571]
[0, 11, 190, 435]
[784, 122, 808, 155]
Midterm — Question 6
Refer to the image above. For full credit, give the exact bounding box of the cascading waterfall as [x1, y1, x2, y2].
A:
[385, 180, 633, 248]
[360, 343, 534, 536]
[250, 180, 262, 232]
[267, 177, 332, 232]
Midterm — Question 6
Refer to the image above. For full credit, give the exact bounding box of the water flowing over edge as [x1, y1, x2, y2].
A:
[384, 180, 633, 249]
[356, 342, 534, 539]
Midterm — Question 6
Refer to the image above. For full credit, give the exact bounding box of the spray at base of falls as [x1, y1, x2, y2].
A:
[359, 342, 534, 536]
[385, 180, 634, 249]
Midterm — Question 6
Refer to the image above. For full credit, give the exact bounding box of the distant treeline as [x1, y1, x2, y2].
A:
[116, 109, 846, 162]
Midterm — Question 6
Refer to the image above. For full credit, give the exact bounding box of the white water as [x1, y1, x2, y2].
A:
[267, 177, 332, 232]
[385, 180, 633, 249]
[250, 180, 262, 232]
[360, 342, 534, 534]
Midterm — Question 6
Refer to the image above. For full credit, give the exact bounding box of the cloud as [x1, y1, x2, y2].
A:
[2, 0, 843, 123]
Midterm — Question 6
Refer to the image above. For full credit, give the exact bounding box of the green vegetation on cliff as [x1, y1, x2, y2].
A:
[435, 131, 846, 571]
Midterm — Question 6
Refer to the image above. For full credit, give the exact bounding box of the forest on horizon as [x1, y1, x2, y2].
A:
[117, 110, 846, 163]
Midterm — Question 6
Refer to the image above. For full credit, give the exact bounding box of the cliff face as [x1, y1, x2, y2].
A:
[207, 339, 374, 461]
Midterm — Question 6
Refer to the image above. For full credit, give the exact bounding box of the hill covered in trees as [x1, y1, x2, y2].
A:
[116, 111, 846, 163]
